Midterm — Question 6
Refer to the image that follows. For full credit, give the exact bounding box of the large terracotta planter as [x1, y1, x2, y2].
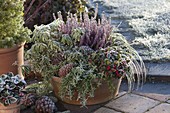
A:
[51, 76, 122, 105]
[0, 43, 24, 78]
[0, 103, 20, 113]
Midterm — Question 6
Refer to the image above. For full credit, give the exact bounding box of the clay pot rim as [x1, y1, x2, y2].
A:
[51, 76, 62, 83]
[0, 102, 20, 110]
[51, 76, 122, 83]
[0, 42, 25, 54]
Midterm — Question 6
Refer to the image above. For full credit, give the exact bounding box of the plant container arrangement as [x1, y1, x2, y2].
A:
[24, 7, 146, 106]
[0, 0, 31, 77]
[0, 72, 26, 113]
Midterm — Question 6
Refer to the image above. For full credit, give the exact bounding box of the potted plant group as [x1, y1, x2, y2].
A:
[24, 7, 146, 106]
[0, 72, 26, 113]
[0, 0, 31, 77]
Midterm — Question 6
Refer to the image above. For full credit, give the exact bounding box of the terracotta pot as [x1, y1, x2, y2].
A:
[0, 103, 20, 113]
[0, 43, 24, 78]
[51, 76, 122, 105]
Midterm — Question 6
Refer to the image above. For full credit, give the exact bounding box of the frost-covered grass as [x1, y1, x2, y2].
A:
[91, 0, 170, 61]
[132, 34, 170, 61]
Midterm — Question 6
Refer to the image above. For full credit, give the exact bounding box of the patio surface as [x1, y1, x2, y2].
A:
[55, 81, 170, 113]
[94, 91, 170, 113]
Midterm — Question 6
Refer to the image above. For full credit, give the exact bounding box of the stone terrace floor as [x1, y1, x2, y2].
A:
[94, 81, 170, 113]
[94, 92, 170, 113]
[59, 81, 170, 113]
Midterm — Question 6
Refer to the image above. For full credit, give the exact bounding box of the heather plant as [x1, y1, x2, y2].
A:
[0, 0, 31, 48]
[24, 6, 146, 106]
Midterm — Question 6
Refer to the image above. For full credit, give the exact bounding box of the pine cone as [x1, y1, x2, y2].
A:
[58, 63, 74, 77]
[51, 53, 64, 65]
[21, 93, 37, 107]
[35, 96, 57, 113]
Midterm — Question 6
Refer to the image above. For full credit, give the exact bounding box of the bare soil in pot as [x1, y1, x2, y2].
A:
[51, 76, 122, 105]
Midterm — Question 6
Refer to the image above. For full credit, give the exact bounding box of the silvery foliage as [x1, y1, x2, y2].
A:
[0, 72, 26, 106]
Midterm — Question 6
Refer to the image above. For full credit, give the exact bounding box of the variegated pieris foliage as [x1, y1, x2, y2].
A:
[0, 72, 26, 106]
[25, 5, 146, 106]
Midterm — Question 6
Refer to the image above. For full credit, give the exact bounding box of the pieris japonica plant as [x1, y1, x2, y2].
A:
[24, 5, 146, 106]
[0, 72, 26, 106]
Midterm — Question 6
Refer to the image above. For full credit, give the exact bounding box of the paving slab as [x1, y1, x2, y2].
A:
[145, 62, 170, 76]
[145, 103, 170, 113]
[105, 94, 160, 113]
[94, 107, 122, 113]
[115, 91, 127, 99]
[133, 92, 170, 102]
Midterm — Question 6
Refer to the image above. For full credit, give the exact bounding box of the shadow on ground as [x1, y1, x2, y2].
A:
[120, 80, 170, 95]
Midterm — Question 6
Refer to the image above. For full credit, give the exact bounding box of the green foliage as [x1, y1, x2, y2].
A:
[0, 72, 26, 106]
[25, 20, 63, 82]
[0, 0, 31, 48]
[24, 0, 87, 30]
[59, 64, 102, 106]
[53, 0, 87, 21]
[24, 81, 52, 96]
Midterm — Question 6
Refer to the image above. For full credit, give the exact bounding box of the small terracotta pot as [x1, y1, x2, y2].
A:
[51, 76, 122, 105]
[0, 43, 24, 78]
[0, 103, 20, 113]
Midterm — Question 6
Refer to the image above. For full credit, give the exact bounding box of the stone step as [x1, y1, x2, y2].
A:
[144, 62, 170, 82]
[145, 62, 170, 76]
